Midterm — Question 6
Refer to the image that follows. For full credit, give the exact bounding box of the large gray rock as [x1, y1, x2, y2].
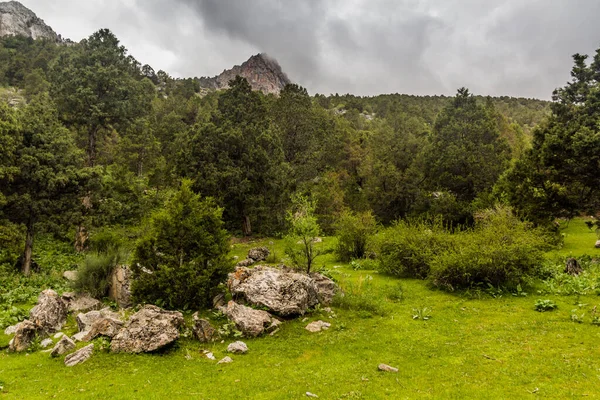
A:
[29, 290, 67, 334]
[76, 308, 120, 332]
[311, 273, 337, 305]
[66, 294, 103, 313]
[228, 266, 319, 316]
[80, 317, 124, 342]
[51, 335, 75, 357]
[192, 313, 216, 342]
[110, 305, 184, 353]
[223, 301, 277, 337]
[109, 265, 132, 308]
[248, 247, 270, 262]
[8, 320, 38, 352]
[65, 344, 94, 367]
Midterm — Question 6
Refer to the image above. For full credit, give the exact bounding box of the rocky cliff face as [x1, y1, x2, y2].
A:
[0, 1, 58, 41]
[199, 53, 291, 95]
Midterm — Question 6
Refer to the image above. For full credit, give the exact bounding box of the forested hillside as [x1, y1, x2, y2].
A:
[3, 28, 598, 278]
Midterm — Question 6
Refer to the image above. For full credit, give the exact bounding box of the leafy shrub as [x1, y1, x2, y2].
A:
[131, 180, 232, 310]
[534, 299, 557, 312]
[334, 210, 377, 262]
[412, 307, 432, 320]
[375, 219, 453, 278]
[538, 256, 600, 295]
[73, 248, 127, 298]
[429, 206, 546, 290]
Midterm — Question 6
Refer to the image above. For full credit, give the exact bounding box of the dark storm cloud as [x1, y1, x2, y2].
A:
[17, 0, 600, 98]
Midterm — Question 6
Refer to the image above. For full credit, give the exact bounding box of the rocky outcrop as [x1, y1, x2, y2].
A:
[50, 335, 75, 357]
[0, 1, 59, 41]
[8, 320, 38, 352]
[64, 344, 94, 367]
[74, 308, 122, 342]
[198, 53, 291, 95]
[248, 247, 270, 262]
[110, 305, 184, 353]
[228, 266, 319, 316]
[223, 301, 278, 337]
[192, 313, 216, 343]
[109, 265, 132, 308]
[29, 289, 67, 334]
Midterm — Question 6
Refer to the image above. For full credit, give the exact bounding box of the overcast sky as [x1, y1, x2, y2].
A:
[18, 0, 600, 98]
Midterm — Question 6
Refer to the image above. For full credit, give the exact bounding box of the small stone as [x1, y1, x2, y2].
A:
[205, 352, 216, 360]
[378, 363, 398, 373]
[217, 356, 233, 364]
[227, 341, 248, 354]
[51, 335, 76, 357]
[595, 240, 600, 249]
[306, 392, 319, 398]
[305, 321, 331, 333]
[64, 344, 94, 367]
[62, 270, 78, 281]
[40, 338, 54, 348]
[72, 331, 87, 342]
[53, 332, 64, 339]
[247, 247, 270, 262]
[4, 324, 17, 335]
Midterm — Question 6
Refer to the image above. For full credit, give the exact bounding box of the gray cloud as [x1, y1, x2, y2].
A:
[17, 0, 600, 98]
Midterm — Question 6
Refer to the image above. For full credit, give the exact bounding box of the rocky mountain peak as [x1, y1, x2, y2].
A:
[199, 53, 292, 95]
[0, 1, 59, 41]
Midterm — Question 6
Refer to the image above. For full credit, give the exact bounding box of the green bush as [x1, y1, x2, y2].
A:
[73, 248, 127, 298]
[334, 210, 377, 262]
[375, 219, 453, 279]
[429, 206, 546, 290]
[131, 180, 232, 310]
[87, 227, 127, 253]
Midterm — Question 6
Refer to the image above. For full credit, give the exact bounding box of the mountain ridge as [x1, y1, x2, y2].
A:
[0, 1, 58, 41]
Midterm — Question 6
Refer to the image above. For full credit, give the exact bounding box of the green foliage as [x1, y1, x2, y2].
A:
[539, 256, 600, 296]
[73, 248, 127, 298]
[131, 180, 231, 310]
[421, 89, 510, 206]
[412, 307, 432, 321]
[534, 299, 558, 312]
[0, 94, 92, 274]
[429, 206, 547, 290]
[284, 195, 322, 274]
[376, 219, 453, 279]
[334, 210, 377, 262]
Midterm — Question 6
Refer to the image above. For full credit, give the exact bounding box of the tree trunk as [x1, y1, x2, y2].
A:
[22, 218, 35, 276]
[74, 225, 88, 253]
[242, 216, 252, 236]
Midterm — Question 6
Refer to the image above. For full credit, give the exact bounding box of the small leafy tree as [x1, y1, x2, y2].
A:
[131, 180, 231, 309]
[285, 195, 322, 274]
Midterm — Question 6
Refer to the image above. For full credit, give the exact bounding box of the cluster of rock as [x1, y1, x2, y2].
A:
[5, 249, 338, 367]
[222, 264, 336, 336]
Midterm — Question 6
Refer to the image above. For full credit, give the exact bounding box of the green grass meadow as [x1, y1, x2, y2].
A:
[1, 220, 600, 399]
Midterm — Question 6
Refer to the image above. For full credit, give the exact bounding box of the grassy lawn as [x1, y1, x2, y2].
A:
[1, 229, 600, 399]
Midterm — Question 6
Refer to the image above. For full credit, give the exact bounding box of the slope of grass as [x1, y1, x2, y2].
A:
[1, 236, 600, 398]
[551, 218, 600, 258]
